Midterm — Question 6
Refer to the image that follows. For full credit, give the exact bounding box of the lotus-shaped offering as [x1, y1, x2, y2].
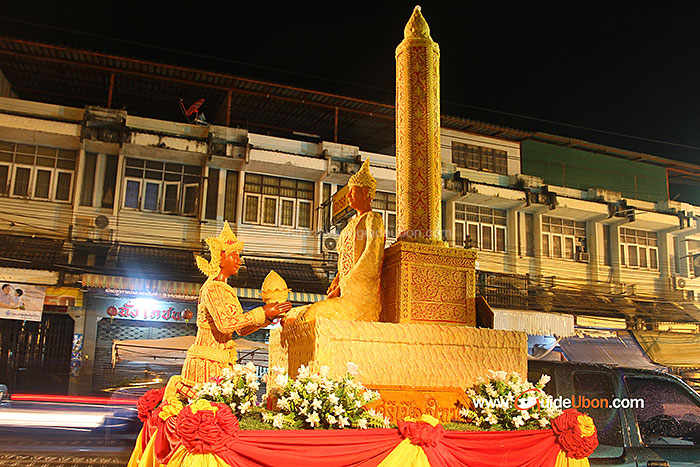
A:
[260, 270, 291, 304]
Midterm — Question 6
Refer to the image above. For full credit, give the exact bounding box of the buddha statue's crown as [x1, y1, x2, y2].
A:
[348, 158, 377, 200]
[196, 221, 244, 278]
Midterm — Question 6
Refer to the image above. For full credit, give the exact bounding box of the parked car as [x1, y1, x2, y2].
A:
[528, 361, 700, 466]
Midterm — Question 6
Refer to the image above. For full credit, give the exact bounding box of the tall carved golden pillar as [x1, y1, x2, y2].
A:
[382, 6, 476, 325]
[395, 6, 442, 244]
[270, 8, 525, 424]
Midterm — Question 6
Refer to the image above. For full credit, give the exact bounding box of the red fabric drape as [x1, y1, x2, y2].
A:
[424, 430, 561, 467]
[216, 429, 403, 467]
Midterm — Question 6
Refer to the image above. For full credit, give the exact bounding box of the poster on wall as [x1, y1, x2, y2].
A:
[0, 282, 46, 322]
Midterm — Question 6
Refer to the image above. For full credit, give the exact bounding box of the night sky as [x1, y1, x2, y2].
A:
[3, 1, 700, 165]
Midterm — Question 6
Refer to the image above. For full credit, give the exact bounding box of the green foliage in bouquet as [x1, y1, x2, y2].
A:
[190, 362, 260, 418]
[459, 369, 562, 431]
[262, 362, 391, 430]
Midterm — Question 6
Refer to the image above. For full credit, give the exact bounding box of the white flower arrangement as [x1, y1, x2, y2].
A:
[459, 369, 561, 431]
[190, 362, 260, 418]
[263, 362, 391, 430]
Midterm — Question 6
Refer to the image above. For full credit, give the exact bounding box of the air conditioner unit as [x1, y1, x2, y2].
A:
[321, 235, 339, 254]
[673, 276, 687, 290]
[577, 252, 590, 263]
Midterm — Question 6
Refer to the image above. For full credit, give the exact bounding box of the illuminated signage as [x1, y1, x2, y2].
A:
[98, 297, 195, 323]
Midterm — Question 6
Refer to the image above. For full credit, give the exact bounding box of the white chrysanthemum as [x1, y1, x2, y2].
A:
[537, 374, 551, 388]
[531, 411, 540, 419]
[327, 414, 337, 425]
[221, 367, 233, 379]
[486, 414, 498, 425]
[333, 405, 345, 416]
[272, 413, 285, 429]
[354, 400, 362, 408]
[492, 370, 508, 381]
[245, 372, 258, 383]
[328, 394, 339, 405]
[306, 411, 320, 428]
[513, 416, 525, 428]
[338, 415, 350, 428]
[221, 381, 234, 397]
[357, 418, 368, 429]
[321, 378, 335, 391]
[467, 388, 477, 398]
[236, 388, 246, 398]
[250, 381, 260, 392]
[305, 381, 319, 394]
[239, 401, 251, 414]
[521, 410, 531, 420]
[539, 418, 549, 427]
[277, 397, 290, 410]
[346, 362, 360, 377]
[297, 365, 311, 379]
[311, 398, 322, 410]
[275, 373, 289, 387]
[290, 391, 301, 402]
[299, 405, 308, 415]
[485, 383, 498, 398]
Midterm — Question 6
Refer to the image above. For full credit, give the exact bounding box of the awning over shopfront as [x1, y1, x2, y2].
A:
[83, 273, 325, 303]
[83, 273, 200, 300]
[632, 330, 700, 368]
[487, 306, 575, 337]
[559, 330, 664, 370]
[111, 335, 267, 367]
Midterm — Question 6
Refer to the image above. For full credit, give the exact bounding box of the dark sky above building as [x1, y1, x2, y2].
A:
[3, 1, 700, 165]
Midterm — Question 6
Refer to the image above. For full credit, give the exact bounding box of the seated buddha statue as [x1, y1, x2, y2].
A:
[285, 159, 385, 324]
[164, 222, 291, 399]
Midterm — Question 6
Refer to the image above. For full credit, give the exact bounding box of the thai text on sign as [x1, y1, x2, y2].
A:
[106, 300, 193, 322]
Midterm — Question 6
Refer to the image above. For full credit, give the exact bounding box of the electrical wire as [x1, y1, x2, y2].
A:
[2, 15, 700, 159]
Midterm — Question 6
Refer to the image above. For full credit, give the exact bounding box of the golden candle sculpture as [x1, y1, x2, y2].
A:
[395, 6, 443, 245]
[268, 7, 527, 424]
[382, 6, 476, 325]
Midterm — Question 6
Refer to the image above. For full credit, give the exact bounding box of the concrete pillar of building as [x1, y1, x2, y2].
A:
[608, 221, 623, 286]
[216, 167, 226, 222]
[505, 205, 523, 274]
[586, 215, 607, 285]
[94, 153, 106, 208]
[112, 148, 125, 218]
[236, 170, 245, 226]
[67, 305, 86, 395]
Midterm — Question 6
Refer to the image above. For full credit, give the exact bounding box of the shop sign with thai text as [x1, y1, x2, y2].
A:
[91, 296, 196, 323]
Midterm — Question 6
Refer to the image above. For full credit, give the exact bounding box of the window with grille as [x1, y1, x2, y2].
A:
[242, 173, 314, 230]
[0, 140, 77, 202]
[454, 203, 506, 252]
[452, 142, 508, 175]
[542, 216, 586, 260]
[371, 191, 397, 238]
[619, 227, 658, 270]
[122, 158, 201, 216]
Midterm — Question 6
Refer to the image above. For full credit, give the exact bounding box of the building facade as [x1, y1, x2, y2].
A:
[1, 38, 700, 393]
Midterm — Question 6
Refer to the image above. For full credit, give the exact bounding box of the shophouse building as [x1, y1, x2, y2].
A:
[0, 38, 699, 394]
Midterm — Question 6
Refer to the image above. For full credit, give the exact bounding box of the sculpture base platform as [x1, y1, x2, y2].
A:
[381, 241, 477, 325]
[269, 318, 527, 423]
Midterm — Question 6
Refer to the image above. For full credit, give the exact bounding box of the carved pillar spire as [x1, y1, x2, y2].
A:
[395, 5, 443, 244]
